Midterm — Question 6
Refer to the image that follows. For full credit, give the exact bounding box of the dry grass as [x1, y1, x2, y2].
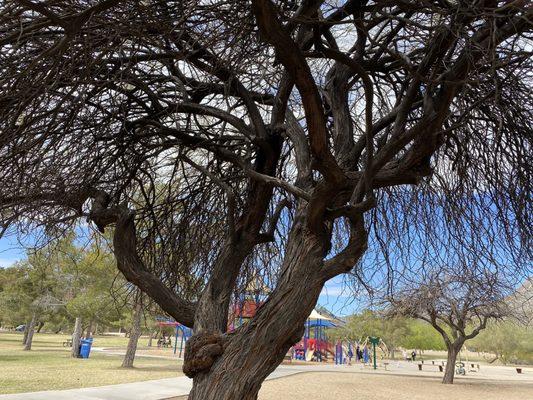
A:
[0, 332, 183, 394]
[257, 372, 533, 400]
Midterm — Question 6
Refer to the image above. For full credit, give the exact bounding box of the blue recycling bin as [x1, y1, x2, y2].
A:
[79, 338, 93, 359]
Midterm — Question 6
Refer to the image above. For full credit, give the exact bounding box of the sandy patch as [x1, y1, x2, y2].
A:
[168, 371, 533, 400]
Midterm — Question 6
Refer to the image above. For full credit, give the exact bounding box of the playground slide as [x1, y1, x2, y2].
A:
[305, 349, 314, 362]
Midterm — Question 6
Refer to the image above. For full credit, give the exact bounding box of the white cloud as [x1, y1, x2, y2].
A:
[320, 285, 350, 297]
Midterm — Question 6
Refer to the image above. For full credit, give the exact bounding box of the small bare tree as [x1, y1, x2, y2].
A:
[386, 264, 513, 384]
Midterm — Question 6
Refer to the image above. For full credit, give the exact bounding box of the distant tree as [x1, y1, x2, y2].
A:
[470, 321, 533, 365]
[71, 317, 83, 358]
[0, 246, 66, 349]
[402, 320, 445, 352]
[0, 235, 128, 346]
[62, 240, 127, 336]
[0, 266, 27, 328]
[386, 264, 515, 384]
[121, 292, 143, 368]
[143, 301, 165, 347]
[332, 310, 408, 358]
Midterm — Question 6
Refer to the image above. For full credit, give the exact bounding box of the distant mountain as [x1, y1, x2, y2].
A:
[508, 277, 533, 326]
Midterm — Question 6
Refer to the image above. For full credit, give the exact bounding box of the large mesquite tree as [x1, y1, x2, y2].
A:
[1, 1, 531, 399]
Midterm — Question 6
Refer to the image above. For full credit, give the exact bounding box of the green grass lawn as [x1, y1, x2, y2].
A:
[0, 332, 183, 394]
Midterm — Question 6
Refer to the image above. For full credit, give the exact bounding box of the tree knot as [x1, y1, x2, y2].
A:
[182, 332, 224, 378]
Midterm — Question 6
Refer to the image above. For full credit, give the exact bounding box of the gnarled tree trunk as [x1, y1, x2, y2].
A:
[71, 317, 82, 358]
[122, 299, 142, 368]
[186, 221, 337, 400]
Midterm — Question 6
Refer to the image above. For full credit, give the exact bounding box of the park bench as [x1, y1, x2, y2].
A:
[418, 363, 444, 372]
[469, 363, 480, 372]
[63, 339, 72, 347]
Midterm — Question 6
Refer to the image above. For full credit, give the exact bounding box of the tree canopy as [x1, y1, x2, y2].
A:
[0, 236, 127, 334]
[1, 1, 531, 398]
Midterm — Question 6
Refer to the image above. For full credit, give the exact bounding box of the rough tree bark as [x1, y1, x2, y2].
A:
[186, 207, 366, 400]
[188, 240, 319, 397]
[71, 317, 82, 358]
[23, 314, 37, 351]
[122, 299, 142, 368]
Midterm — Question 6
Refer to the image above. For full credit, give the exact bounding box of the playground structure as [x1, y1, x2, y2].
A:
[334, 336, 389, 368]
[160, 305, 343, 363]
[157, 285, 391, 368]
[156, 307, 391, 368]
[156, 310, 392, 369]
[227, 279, 339, 363]
[227, 276, 364, 365]
[228, 274, 269, 331]
[229, 298, 261, 331]
[334, 340, 356, 365]
[293, 309, 336, 362]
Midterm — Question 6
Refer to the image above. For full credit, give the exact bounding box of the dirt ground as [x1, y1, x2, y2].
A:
[171, 371, 533, 400]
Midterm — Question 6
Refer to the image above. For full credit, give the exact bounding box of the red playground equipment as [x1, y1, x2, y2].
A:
[226, 275, 339, 362]
[292, 309, 336, 362]
[293, 338, 334, 361]
[229, 292, 338, 362]
[155, 318, 193, 358]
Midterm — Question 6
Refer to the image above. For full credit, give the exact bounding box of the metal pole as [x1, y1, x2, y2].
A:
[174, 325, 178, 355]
[315, 323, 319, 361]
[373, 341, 377, 370]
[179, 326, 185, 358]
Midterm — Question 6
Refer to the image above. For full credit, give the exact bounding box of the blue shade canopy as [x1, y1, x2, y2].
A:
[306, 309, 337, 328]
[307, 319, 336, 328]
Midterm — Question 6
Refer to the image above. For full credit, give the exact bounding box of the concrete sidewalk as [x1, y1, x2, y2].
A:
[0, 366, 306, 400]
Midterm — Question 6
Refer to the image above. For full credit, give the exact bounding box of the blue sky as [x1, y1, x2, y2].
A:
[318, 275, 362, 317]
[0, 236, 25, 269]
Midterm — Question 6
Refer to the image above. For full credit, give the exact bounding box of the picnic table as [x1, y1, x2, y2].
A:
[418, 363, 444, 372]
